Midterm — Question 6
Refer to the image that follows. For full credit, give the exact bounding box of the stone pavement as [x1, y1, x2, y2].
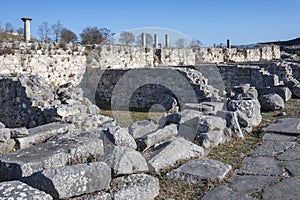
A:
[202, 118, 300, 200]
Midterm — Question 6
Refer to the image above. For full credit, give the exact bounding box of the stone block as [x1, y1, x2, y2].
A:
[0, 137, 104, 181]
[202, 186, 256, 200]
[101, 146, 148, 177]
[128, 119, 159, 139]
[25, 162, 111, 199]
[198, 130, 226, 149]
[166, 158, 232, 183]
[0, 180, 53, 200]
[16, 122, 74, 149]
[137, 124, 178, 151]
[0, 128, 10, 142]
[263, 118, 300, 136]
[0, 139, 15, 157]
[10, 127, 29, 138]
[111, 173, 159, 200]
[259, 93, 285, 111]
[216, 111, 243, 138]
[258, 86, 292, 102]
[148, 137, 204, 172]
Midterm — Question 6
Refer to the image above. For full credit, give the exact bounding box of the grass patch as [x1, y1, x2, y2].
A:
[99, 109, 165, 127]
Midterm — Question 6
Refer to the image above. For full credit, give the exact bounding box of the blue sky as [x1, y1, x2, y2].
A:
[1, 0, 300, 46]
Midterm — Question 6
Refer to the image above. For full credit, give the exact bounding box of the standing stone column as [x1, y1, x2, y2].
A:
[21, 17, 32, 42]
[165, 34, 169, 48]
[154, 34, 158, 48]
[141, 32, 146, 48]
[227, 39, 231, 48]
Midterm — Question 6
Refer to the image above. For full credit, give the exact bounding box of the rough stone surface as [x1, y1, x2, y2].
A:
[217, 110, 243, 138]
[102, 126, 137, 149]
[263, 118, 300, 136]
[16, 122, 74, 149]
[0, 139, 15, 156]
[101, 146, 148, 177]
[25, 162, 111, 199]
[227, 97, 262, 127]
[0, 128, 10, 142]
[258, 86, 292, 102]
[262, 177, 300, 200]
[285, 160, 300, 176]
[259, 93, 285, 111]
[128, 119, 159, 139]
[10, 127, 29, 138]
[202, 186, 256, 200]
[166, 158, 232, 183]
[276, 144, 300, 161]
[250, 141, 296, 157]
[262, 133, 297, 142]
[0, 180, 53, 200]
[137, 124, 178, 151]
[290, 85, 300, 98]
[111, 173, 159, 200]
[0, 137, 104, 181]
[229, 175, 277, 193]
[199, 130, 226, 149]
[148, 137, 204, 172]
[238, 156, 284, 176]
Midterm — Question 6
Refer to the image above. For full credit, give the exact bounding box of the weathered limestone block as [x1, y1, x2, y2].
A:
[290, 85, 300, 98]
[202, 186, 256, 200]
[0, 137, 104, 181]
[137, 124, 178, 151]
[216, 111, 243, 138]
[261, 177, 300, 200]
[0, 180, 53, 200]
[258, 86, 292, 102]
[198, 115, 226, 133]
[101, 146, 148, 177]
[259, 93, 285, 111]
[102, 126, 137, 149]
[166, 158, 232, 183]
[16, 122, 74, 149]
[10, 127, 29, 138]
[25, 162, 111, 199]
[199, 130, 227, 149]
[111, 173, 159, 200]
[128, 119, 159, 139]
[0, 128, 10, 142]
[227, 97, 262, 127]
[0, 139, 15, 157]
[148, 137, 204, 172]
[184, 102, 224, 114]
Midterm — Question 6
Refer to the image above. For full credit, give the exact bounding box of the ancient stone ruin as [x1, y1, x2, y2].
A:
[0, 42, 299, 199]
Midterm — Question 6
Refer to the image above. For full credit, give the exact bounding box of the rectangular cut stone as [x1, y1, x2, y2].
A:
[148, 137, 204, 172]
[0, 180, 53, 199]
[25, 162, 111, 199]
[137, 124, 178, 151]
[263, 118, 300, 136]
[0, 137, 104, 181]
[16, 122, 74, 149]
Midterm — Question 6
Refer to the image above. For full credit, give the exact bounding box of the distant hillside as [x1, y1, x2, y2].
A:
[261, 37, 300, 46]
[0, 30, 37, 42]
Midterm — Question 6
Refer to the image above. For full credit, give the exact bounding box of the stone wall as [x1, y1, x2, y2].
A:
[218, 64, 280, 89]
[93, 67, 219, 110]
[0, 43, 280, 89]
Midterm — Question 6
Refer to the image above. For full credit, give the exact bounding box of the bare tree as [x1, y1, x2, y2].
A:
[136, 33, 153, 47]
[189, 39, 202, 48]
[119, 31, 135, 45]
[51, 20, 63, 43]
[80, 26, 114, 45]
[5, 22, 14, 33]
[38, 22, 51, 42]
[16, 27, 24, 35]
[175, 38, 186, 48]
[61, 28, 77, 43]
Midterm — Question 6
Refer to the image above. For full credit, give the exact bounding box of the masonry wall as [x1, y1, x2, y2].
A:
[0, 43, 280, 88]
